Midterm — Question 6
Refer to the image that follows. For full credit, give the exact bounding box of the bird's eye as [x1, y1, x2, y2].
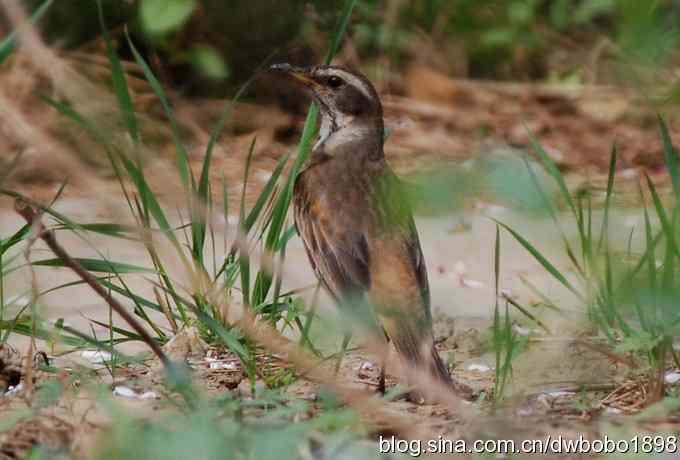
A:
[327, 76, 344, 88]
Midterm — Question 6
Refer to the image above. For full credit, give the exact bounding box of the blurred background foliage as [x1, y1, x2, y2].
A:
[5, 0, 679, 97]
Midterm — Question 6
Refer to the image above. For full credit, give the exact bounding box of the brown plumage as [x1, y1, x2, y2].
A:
[271, 64, 469, 399]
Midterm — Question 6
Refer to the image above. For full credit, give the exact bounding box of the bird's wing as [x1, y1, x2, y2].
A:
[406, 215, 431, 319]
[293, 171, 370, 305]
[379, 170, 431, 314]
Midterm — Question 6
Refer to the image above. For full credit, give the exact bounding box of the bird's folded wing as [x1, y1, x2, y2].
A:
[294, 199, 370, 305]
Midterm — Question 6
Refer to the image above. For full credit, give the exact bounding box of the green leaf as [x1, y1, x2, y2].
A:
[508, 0, 536, 24]
[191, 45, 229, 80]
[550, 0, 571, 29]
[33, 258, 155, 274]
[482, 28, 516, 48]
[140, 0, 196, 36]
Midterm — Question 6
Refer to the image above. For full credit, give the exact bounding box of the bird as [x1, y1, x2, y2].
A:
[270, 63, 471, 401]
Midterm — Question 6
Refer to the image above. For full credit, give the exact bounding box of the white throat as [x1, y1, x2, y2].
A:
[314, 113, 373, 151]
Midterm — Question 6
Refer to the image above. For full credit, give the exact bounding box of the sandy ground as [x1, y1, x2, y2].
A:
[1, 194, 645, 351]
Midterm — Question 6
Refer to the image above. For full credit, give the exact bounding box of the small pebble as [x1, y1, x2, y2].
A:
[516, 405, 533, 417]
[113, 385, 159, 400]
[544, 390, 574, 398]
[209, 361, 238, 370]
[665, 371, 680, 385]
[112, 386, 136, 399]
[3, 383, 24, 397]
[460, 278, 484, 289]
[254, 170, 272, 183]
[512, 324, 532, 336]
[6, 295, 30, 308]
[466, 363, 492, 373]
[359, 361, 376, 372]
[81, 350, 112, 364]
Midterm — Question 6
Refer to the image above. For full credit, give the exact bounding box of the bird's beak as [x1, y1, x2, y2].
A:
[269, 63, 320, 89]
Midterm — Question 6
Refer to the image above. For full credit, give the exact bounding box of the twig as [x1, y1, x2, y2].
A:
[14, 198, 171, 369]
[575, 339, 638, 369]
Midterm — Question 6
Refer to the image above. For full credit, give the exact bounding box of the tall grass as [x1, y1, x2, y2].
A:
[0, 0, 358, 376]
[498, 118, 680, 401]
[491, 225, 521, 405]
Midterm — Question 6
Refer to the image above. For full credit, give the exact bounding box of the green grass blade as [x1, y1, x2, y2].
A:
[116, 153, 179, 246]
[193, 309, 249, 361]
[0, 0, 53, 65]
[0, 224, 30, 256]
[496, 220, 582, 299]
[244, 152, 290, 232]
[323, 0, 358, 64]
[659, 115, 680, 203]
[52, 222, 138, 240]
[98, 0, 138, 143]
[645, 173, 679, 259]
[261, 0, 358, 258]
[126, 32, 193, 191]
[88, 319, 145, 342]
[32, 258, 155, 274]
[597, 145, 617, 251]
[524, 124, 576, 217]
[494, 224, 500, 297]
[641, 185, 657, 317]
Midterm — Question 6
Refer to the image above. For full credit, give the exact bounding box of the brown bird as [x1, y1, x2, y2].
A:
[271, 63, 469, 400]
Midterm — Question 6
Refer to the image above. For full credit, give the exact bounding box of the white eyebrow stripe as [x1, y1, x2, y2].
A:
[322, 69, 373, 101]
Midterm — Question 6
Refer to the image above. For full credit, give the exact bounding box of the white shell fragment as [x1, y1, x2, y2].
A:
[208, 361, 238, 370]
[512, 325, 532, 336]
[81, 350, 112, 364]
[665, 371, 680, 385]
[465, 363, 492, 373]
[359, 361, 376, 372]
[544, 390, 574, 398]
[3, 383, 24, 397]
[254, 169, 272, 183]
[460, 278, 484, 289]
[113, 385, 159, 400]
[6, 295, 30, 308]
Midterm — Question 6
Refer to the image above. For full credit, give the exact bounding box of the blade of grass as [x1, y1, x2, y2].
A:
[98, 0, 138, 143]
[597, 145, 617, 251]
[126, 31, 193, 191]
[495, 220, 583, 300]
[645, 173, 679, 259]
[32, 258, 155, 274]
[0, 0, 53, 64]
[524, 123, 576, 216]
[659, 115, 680, 202]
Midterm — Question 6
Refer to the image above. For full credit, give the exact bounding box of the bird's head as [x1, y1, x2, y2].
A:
[270, 63, 384, 152]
